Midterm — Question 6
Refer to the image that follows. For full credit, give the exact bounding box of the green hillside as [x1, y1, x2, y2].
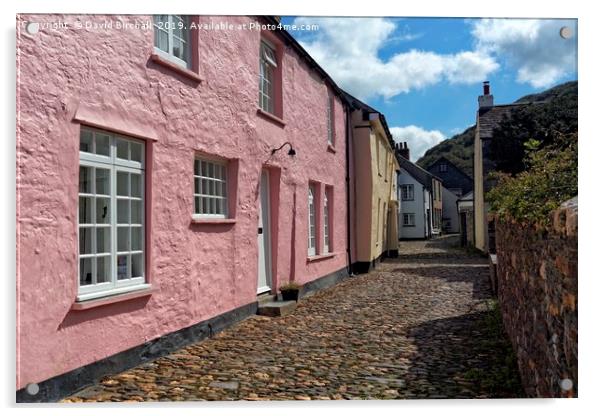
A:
[416, 81, 578, 177]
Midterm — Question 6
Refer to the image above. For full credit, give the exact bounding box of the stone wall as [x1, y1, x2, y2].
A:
[495, 197, 577, 398]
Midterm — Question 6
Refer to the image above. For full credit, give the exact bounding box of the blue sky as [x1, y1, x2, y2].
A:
[281, 17, 578, 160]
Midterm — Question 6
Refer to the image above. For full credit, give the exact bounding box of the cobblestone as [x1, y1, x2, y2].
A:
[63, 235, 524, 402]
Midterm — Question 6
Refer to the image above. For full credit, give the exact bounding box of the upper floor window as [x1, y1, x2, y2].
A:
[78, 127, 147, 301]
[439, 163, 448, 173]
[401, 184, 414, 201]
[308, 185, 316, 256]
[327, 93, 334, 145]
[194, 158, 228, 218]
[323, 189, 331, 253]
[259, 41, 277, 114]
[154, 15, 190, 68]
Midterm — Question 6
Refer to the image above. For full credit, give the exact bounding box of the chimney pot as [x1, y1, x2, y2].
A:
[483, 81, 490, 96]
[478, 81, 494, 108]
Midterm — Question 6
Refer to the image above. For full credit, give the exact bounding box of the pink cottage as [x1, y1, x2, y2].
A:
[17, 15, 352, 401]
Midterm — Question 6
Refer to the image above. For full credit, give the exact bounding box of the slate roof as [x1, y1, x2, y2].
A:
[425, 155, 473, 182]
[396, 155, 441, 190]
[477, 104, 526, 139]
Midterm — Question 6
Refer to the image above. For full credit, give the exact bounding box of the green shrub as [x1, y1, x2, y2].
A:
[487, 132, 577, 225]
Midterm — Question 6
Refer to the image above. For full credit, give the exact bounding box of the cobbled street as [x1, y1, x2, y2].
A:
[63, 235, 524, 402]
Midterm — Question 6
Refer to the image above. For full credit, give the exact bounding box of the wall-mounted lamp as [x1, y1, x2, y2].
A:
[271, 141, 296, 157]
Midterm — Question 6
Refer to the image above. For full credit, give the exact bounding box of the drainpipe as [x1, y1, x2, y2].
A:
[345, 104, 354, 276]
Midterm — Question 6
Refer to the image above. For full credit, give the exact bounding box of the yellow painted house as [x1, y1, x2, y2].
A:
[474, 82, 530, 252]
[344, 91, 400, 273]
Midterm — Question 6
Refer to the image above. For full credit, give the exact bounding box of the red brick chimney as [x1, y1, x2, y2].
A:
[478, 81, 494, 108]
[397, 142, 410, 160]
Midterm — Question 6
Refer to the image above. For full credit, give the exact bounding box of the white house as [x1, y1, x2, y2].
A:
[441, 186, 460, 233]
[395, 144, 438, 240]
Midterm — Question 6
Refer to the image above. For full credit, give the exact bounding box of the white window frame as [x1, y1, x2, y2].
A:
[193, 158, 229, 219]
[403, 213, 416, 227]
[401, 184, 414, 201]
[439, 163, 448, 173]
[259, 40, 277, 114]
[78, 127, 148, 302]
[153, 15, 191, 69]
[308, 185, 316, 256]
[323, 190, 331, 253]
[327, 93, 334, 145]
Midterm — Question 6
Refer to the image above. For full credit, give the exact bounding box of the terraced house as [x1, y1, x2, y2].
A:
[15, 14, 369, 401]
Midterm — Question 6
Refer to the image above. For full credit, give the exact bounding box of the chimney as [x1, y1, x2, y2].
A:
[478, 81, 494, 108]
[399, 142, 410, 160]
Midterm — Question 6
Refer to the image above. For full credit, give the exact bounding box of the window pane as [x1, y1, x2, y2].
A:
[118, 199, 129, 224]
[156, 29, 169, 53]
[96, 197, 110, 224]
[173, 37, 185, 61]
[201, 179, 208, 195]
[131, 227, 142, 251]
[80, 130, 93, 153]
[117, 171, 129, 196]
[117, 139, 129, 160]
[79, 227, 93, 254]
[96, 227, 111, 254]
[130, 142, 143, 162]
[96, 256, 110, 283]
[132, 254, 144, 278]
[80, 257, 93, 286]
[194, 177, 201, 195]
[79, 196, 93, 224]
[117, 227, 129, 252]
[79, 166, 92, 194]
[131, 173, 142, 198]
[194, 160, 201, 176]
[208, 180, 214, 196]
[194, 196, 201, 213]
[201, 197, 208, 214]
[201, 161, 207, 176]
[95, 133, 110, 156]
[117, 255, 129, 280]
[131, 200, 142, 224]
[95, 168, 110, 195]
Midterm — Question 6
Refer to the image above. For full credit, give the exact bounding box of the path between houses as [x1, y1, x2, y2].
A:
[63, 235, 524, 401]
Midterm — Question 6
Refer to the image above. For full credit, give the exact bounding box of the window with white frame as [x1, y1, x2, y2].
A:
[403, 213, 415, 227]
[78, 127, 146, 301]
[193, 158, 228, 218]
[439, 163, 448, 173]
[326, 93, 334, 145]
[153, 15, 191, 68]
[323, 189, 331, 253]
[401, 184, 414, 201]
[308, 185, 316, 256]
[259, 41, 277, 114]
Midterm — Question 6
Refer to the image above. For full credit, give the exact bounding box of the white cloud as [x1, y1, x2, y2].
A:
[390, 125, 446, 162]
[293, 17, 499, 100]
[471, 19, 577, 88]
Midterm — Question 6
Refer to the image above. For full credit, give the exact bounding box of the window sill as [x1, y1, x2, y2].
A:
[72, 286, 154, 311]
[256, 108, 286, 128]
[327, 144, 336, 153]
[306, 252, 336, 263]
[191, 217, 236, 225]
[149, 53, 203, 83]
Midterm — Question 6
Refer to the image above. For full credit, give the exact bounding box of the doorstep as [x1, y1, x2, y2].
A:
[257, 301, 297, 317]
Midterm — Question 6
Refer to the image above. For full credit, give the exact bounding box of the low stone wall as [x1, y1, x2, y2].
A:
[495, 197, 577, 398]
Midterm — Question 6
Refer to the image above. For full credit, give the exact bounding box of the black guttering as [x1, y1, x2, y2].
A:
[261, 16, 347, 104]
[338, 90, 397, 151]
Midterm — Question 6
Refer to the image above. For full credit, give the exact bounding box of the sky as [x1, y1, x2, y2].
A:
[281, 17, 578, 161]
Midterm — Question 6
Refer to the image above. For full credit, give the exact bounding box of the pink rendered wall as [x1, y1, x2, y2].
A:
[16, 14, 348, 389]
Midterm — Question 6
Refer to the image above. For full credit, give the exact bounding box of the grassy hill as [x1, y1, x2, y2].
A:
[416, 81, 578, 178]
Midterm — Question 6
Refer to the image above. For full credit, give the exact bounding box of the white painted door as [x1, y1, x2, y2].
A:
[257, 171, 272, 294]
